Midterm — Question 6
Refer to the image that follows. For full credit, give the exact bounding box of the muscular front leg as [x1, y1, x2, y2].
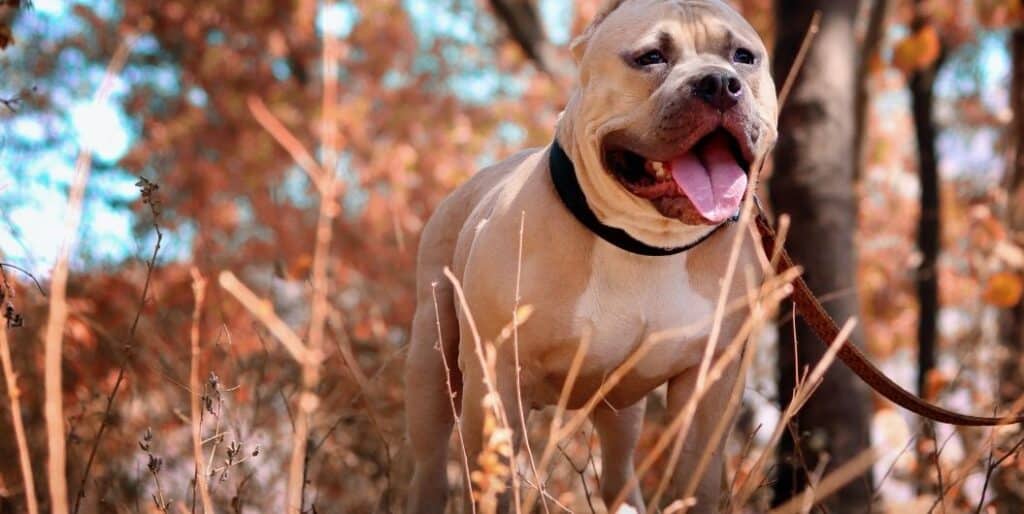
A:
[664, 361, 742, 514]
[593, 401, 646, 513]
[460, 363, 533, 514]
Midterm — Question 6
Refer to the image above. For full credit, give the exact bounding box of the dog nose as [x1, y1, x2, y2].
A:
[693, 72, 743, 111]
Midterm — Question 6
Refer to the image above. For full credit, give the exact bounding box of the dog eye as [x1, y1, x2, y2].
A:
[634, 50, 667, 67]
[733, 48, 757, 65]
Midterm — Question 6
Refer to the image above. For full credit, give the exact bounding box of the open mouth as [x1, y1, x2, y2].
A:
[603, 128, 751, 224]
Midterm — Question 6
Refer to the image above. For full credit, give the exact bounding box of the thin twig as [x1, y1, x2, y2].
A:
[443, 266, 519, 511]
[732, 319, 858, 508]
[0, 263, 45, 295]
[217, 272, 318, 366]
[872, 433, 917, 504]
[310, 343, 410, 452]
[630, 270, 800, 511]
[512, 210, 548, 514]
[326, 308, 393, 511]
[140, 427, 170, 513]
[432, 282, 477, 514]
[928, 422, 948, 514]
[522, 325, 591, 512]
[189, 269, 214, 514]
[719, 14, 824, 511]
[149, 465, 170, 513]
[975, 433, 1024, 513]
[513, 474, 574, 513]
[0, 326, 37, 514]
[526, 275, 791, 512]
[286, 16, 342, 510]
[924, 393, 1024, 513]
[648, 255, 775, 510]
[204, 375, 225, 489]
[227, 12, 342, 511]
[727, 423, 764, 507]
[556, 441, 597, 514]
[49, 39, 133, 514]
[73, 177, 163, 514]
[247, 96, 326, 192]
[0, 93, 22, 112]
[777, 11, 822, 110]
[681, 302, 761, 501]
[769, 449, 877, 514]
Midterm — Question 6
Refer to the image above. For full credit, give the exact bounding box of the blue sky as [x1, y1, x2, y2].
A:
[0, 0, 573, 275]
[1, 0, 141, 273]
[0, 1, 1013, 276]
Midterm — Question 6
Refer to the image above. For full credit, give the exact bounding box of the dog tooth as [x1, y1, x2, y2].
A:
[652, 161, 666, 179]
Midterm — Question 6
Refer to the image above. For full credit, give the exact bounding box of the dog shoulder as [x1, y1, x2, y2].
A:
[415, 147, 547, 290]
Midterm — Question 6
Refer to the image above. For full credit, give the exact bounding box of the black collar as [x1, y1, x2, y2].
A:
[548, 139, 732, 257]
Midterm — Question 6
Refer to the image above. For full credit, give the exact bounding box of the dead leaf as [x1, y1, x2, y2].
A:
[924, 368, 951, 402]
[983, 271, 1024, 308]
[892, 25, 942, 74]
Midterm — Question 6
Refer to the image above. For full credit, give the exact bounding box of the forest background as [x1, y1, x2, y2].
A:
[3, 0, 1024, 512]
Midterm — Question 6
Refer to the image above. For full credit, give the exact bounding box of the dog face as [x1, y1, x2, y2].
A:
[561, 0, 778, 246]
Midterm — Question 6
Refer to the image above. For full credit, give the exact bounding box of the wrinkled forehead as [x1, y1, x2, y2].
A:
[593, 0, 764, 53]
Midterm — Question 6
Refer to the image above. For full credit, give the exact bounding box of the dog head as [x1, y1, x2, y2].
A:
[557, 0, 778, 249]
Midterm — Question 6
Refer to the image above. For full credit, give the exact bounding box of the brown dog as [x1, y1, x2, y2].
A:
[405, 1, 778, 512]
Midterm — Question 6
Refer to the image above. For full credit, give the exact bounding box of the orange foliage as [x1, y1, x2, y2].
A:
[893, 25, 943, 74]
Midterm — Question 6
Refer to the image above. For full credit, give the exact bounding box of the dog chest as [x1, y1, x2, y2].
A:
[566, 245, 720, 379]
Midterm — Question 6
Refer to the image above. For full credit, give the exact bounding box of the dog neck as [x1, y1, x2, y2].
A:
[548, 139, 732, 256]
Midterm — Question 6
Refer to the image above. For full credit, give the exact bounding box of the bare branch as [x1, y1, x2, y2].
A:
[217, 271, 318, 366]
[0, 326, 37, 514]
[46, 38, 133, 514]
[189, 269, 214, 514]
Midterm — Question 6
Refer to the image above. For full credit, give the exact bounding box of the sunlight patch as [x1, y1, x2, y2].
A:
[539, 0, 571, 45]
[318, 3, 360, 38]
[31, 0, 69, 16]
[6, 190, 68, 274]
[70, 101, 132, 163]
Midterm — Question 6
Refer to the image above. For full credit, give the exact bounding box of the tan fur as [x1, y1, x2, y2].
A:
[405, 1, 778, 512]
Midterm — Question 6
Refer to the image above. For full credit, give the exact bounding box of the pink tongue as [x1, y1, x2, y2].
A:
[669, 133, 747, 223]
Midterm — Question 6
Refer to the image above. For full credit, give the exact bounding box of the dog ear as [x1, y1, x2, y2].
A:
[570, 0, 629, 62]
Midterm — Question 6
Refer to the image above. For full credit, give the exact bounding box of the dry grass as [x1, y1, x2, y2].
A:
[5, 118, 1020, 514]
[189, 268, 215, 514]
[0, 316, 37, 514]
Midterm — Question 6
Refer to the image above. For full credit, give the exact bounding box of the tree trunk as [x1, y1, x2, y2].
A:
[995, 27, 1024, 514]
[770, 1, 874, 511]
[909, 16, 945, 400]
[999, 29, 1024, 403]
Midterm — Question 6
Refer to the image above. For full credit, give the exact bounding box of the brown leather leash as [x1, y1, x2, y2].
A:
[754, 209, 1024, 426]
